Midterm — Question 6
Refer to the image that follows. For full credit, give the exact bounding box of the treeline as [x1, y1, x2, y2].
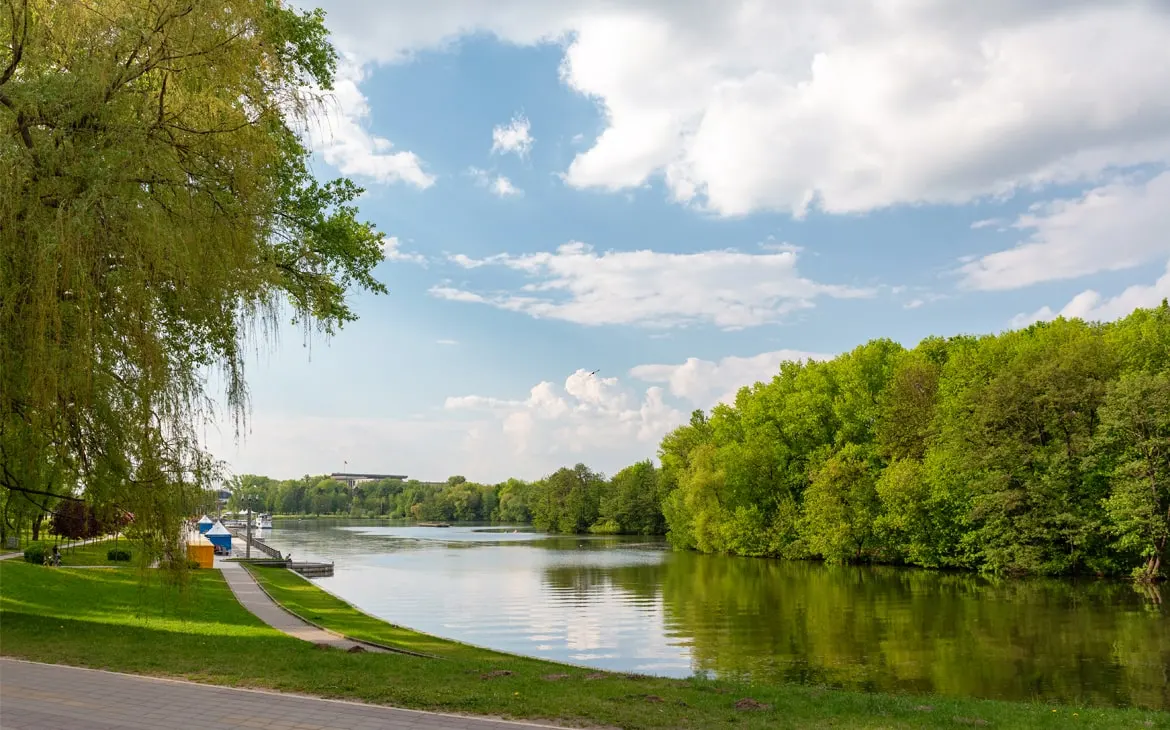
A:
[224, 463, 663, 535]
[656, 303, 1170, 580]
[229, 303, 1169, 579]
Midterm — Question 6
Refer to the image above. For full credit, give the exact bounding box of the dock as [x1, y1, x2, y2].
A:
[228, 527, 335, 577]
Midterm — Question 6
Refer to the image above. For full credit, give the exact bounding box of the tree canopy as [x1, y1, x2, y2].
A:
[0, 0, 385, 551]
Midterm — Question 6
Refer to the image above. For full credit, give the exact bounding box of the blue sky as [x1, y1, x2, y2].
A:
[211, 1, 1170, 483]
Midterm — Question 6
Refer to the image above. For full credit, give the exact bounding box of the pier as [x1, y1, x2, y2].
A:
[228, 527, 335, 577]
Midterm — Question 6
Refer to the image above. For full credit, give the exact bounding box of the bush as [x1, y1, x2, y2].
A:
[187, 559, 201, 570]
[107, 549, 132, 562]
[23, 543, 48, 564]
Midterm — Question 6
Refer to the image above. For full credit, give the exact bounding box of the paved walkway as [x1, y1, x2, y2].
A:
[217, 558, 385, 653]
[0, 659, 565, 730]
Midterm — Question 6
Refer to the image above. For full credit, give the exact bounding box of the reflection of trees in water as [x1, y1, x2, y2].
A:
[543, 563, 664, 604]
[661, 554, 1168, 708]
[548, 551, 1168, 708]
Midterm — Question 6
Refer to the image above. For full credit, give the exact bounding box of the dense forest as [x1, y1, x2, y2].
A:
[228, 304, 1170, 580]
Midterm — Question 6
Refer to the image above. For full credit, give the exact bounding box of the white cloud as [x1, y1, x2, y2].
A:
[491, 114, 534, 158]
[381, 236, 428, 265]
[1010, 260, 1170, 328]
[960, 172, 1170, 290]
[492, 176, 522, 197]
[904, 299, 925, 310]
[306, 59, 436, 189]
[216, 349, 826, 482]
[436, 339, 459, 345]
[314, 1, 1170, 216]
[630, 349, 831, 409]
[467, 167, 524, 197]
[970, 218, 1006, 230]
[444, 369, 684, 477]
[432, 241, 873, 329]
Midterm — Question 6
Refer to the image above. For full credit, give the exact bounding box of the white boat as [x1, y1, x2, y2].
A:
[252, 513, 273, 530]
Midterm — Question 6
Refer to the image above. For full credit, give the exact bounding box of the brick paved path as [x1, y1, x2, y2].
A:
[217, 559, 382, 653]
[0, 659, 565, 730]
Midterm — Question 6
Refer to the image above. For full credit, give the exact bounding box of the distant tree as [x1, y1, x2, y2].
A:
[52, 501, 99, 541]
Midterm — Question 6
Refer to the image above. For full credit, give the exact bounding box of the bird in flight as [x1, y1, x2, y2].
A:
[588, 369, 599, 376]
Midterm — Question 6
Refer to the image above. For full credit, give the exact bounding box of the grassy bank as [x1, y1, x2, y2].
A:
[0, 561, 1164, 729]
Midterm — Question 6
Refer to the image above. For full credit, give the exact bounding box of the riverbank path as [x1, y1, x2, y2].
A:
[0, 658, 567, 730]
[216, 557, 383, 653]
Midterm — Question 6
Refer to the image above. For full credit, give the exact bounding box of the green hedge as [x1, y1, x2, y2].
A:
[23, 543, 48, 564]
[107, 549, 132, 562]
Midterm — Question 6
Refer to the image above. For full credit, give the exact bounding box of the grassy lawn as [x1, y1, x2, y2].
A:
[54, 539, 134, 567]
[2, 562, 1163, 729]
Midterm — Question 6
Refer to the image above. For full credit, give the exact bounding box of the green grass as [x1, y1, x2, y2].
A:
[2, 563, 1164, 729]
[54, 539, 134, 567]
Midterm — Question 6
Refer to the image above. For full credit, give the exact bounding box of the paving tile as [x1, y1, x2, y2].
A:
[1, 659, 566, 730]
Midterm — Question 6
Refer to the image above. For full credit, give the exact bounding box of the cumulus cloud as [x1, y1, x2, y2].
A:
[306, 59, 436, 188]
[960, 172, 1170, 290]
[216, 349, 823, 482]
[445, 369, 685, 476]
[468, 167, 523, 197]
[380, 236, 428, 265]
[491, 115, 534, 158]
[630, 349, 831, 408]
[314, 0, 1170, 216]
[1010, 260, 1170, 328]
[431, 242, 873, 329]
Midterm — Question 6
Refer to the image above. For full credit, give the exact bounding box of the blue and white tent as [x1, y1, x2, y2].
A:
[197, 515, 214, 534]
[204, 521, 232, 552]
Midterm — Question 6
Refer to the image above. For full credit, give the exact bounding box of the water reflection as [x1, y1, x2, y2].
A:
[261, 519, 1167, 708]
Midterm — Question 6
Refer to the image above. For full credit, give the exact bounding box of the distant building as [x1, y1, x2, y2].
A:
[330, 473, 407, 489]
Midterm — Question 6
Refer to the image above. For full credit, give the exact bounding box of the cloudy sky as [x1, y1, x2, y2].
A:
[209, 0, 1170, 484]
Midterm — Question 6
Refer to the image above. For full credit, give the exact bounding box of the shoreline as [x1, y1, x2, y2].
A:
[1, 560, 1166, 728]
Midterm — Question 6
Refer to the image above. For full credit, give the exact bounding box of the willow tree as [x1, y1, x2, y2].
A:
[0, 0, 385, 553]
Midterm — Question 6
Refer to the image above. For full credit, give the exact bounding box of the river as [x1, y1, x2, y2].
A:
[258, 519, 1168, 709]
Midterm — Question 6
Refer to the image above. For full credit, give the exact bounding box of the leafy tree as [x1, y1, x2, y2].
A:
[800, 444, 879, 563]
[51, 500, 99, 541]
[598, 460, 663, 534]
[1096, 372, 1170, 580]
[1, 0, 385, 552]
[531, 464, 604, 534]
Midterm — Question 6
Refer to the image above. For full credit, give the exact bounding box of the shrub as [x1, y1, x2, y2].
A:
[107, 549, 132, 562]
[187, 559, 201, 570]
[23, 543, 48, 564]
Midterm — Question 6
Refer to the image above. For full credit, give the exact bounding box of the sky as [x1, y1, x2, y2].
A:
[209, 0, 1170, 484]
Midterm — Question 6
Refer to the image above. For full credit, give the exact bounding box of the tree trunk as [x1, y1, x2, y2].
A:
[31, 513, 43, 541]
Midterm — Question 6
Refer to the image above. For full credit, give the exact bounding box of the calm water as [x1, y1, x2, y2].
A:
[260, 519, 1168, 709]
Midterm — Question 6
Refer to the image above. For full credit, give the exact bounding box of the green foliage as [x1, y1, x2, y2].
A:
[1096, 371, 1170, 580]
[1, 0, 385, 556]
[531, 464, 604, 534]
[22, 542, 47, 564]
[800, 444, 879, 564]
[654, 303, 1170, 578]
[107, 549, 132, 562]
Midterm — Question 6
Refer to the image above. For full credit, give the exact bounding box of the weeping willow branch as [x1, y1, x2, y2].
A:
[0, 0, 387, 552]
